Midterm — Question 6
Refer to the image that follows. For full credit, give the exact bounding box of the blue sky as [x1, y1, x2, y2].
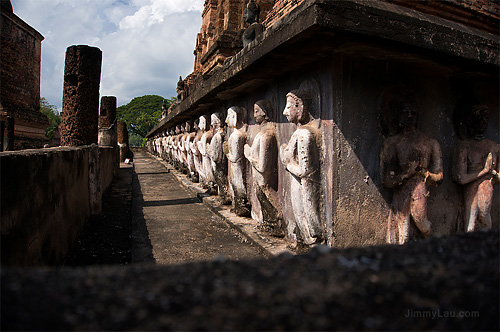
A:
[11, 0, 204, 110]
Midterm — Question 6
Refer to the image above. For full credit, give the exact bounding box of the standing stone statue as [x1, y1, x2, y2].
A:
[173, 125, 182, 170]
[380, 94, 443, 245]
[242, 0, 264, 48]
[185, 120, 199, 182]
[244, 99, 284, 236]
[161, 99, 167, 119]
[180, 123, 190, 174]
[452, 104, 499, 232]
[177, 76, 186, 102]
[209, 112, 231, 205]
[198, 115, 216, 192]
[191, 118, 205, 185]
[280, 89, 322, 245]
[225, 106, 251, 216]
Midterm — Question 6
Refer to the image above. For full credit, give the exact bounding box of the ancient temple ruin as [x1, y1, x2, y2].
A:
[0, 1, 49, 150]
[147, 0, 499, 248]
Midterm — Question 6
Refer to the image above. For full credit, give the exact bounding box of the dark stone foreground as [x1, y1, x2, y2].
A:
[2, 230, 498, 331]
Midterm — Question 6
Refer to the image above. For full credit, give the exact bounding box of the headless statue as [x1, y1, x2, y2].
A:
[453, 104, 499, 232]
[209, 112, 231, 205]
[242, 0, 264, 48]
[380, 95, 443, 244]
[244, 99, 284, 236]
[225, 106, 251, 217]
[280, 89, 322, 245]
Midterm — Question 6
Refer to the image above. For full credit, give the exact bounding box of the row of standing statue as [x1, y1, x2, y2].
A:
[149, 87, 499, 248]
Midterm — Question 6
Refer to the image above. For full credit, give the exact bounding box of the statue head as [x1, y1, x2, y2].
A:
[467, 104, 489, 139]
[199, 115, 209, 131]
[185, 120, 193, 133]
[193, 118, 200, 131]
[211, 112, 224, 130]
[175, 125, 181, 134]
[244, 0, 260, 24]
[226, 106, 247, 129]
[284, 89, 312, 125]
[254, 99, 273, 124]
[391, 93, 417, 130]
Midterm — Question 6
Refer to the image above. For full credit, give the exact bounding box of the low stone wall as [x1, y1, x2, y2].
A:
[0, 145, 116, 266]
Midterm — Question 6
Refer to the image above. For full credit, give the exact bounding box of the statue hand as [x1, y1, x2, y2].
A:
[483, 153, 493, 172]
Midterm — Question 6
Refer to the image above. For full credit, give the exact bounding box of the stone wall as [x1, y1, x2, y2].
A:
[148, 0, 499, 249]
[1, 146, 116, 266]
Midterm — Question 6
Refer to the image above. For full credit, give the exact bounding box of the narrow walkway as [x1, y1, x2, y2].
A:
[131, 150, 264, 265]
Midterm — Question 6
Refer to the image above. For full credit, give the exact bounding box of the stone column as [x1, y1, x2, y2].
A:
[117, 120, 129, 162]
[60, 45, 102, 146]
[98, 96, 117, 147]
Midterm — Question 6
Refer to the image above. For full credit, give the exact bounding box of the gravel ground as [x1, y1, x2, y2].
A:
[2, 230, 498, 331]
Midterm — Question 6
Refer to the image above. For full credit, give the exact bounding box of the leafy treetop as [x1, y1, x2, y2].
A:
[117, 95, 176, 138]
[40, 97, 61, 139]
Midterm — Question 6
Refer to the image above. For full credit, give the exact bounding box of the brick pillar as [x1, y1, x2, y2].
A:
[98, 96, 117, 147]
[117, 120, 129, 162]
[60, 45, 102, 146]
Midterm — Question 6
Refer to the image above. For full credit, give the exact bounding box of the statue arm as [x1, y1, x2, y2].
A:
[453, 145, 492, 185]
[209, 134, 223, 162]
[425, 139, 443, 185]
[227, 134, 246, 163]
[287, 130, 314, 178]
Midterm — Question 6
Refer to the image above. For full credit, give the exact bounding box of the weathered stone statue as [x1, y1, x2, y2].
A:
[191, 118, 205, 184]
[242, 0, 264, 48]
[197, 115, 215, 192]
[209, 112, 231, 204]
[452, 104, 499, 232]
[173, 125, 182, 170]
[280, 89, 322, 245]
[380, 94, 443, 244]
[177, 76, 186, 102]
[161, 99, 167, 119]
[244, 99, 284, 236]
[225, 106, 251, 216]
[162, 131, 169, 160]
[179, 123, 189, 173]
[185, 120, 199, 182]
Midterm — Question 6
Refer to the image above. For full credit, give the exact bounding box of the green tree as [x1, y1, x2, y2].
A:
[40, 97, 61, 139]
[117, 95, 176, 140]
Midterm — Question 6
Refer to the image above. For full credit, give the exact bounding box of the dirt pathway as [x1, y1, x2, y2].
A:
[131, 150, 264, 265]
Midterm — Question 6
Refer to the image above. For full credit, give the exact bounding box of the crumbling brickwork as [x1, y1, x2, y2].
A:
[192, 0, 274, 80]
[386, 0, 499, 35]
[262, 0, 303, 27]
[60, 45, 102, 146]
[0, 0, 49, 150]
[99, 96, 117, 129]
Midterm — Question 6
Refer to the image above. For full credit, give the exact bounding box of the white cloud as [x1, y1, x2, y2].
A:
[11, 0, 203, 108]
[120, 0, 204, 29]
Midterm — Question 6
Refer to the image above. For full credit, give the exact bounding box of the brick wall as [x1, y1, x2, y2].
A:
[1, 2, 49, 150]
[191, 0, 275, 81]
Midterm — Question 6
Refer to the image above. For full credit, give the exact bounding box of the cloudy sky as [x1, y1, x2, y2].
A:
[12, 0, 204, 110]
